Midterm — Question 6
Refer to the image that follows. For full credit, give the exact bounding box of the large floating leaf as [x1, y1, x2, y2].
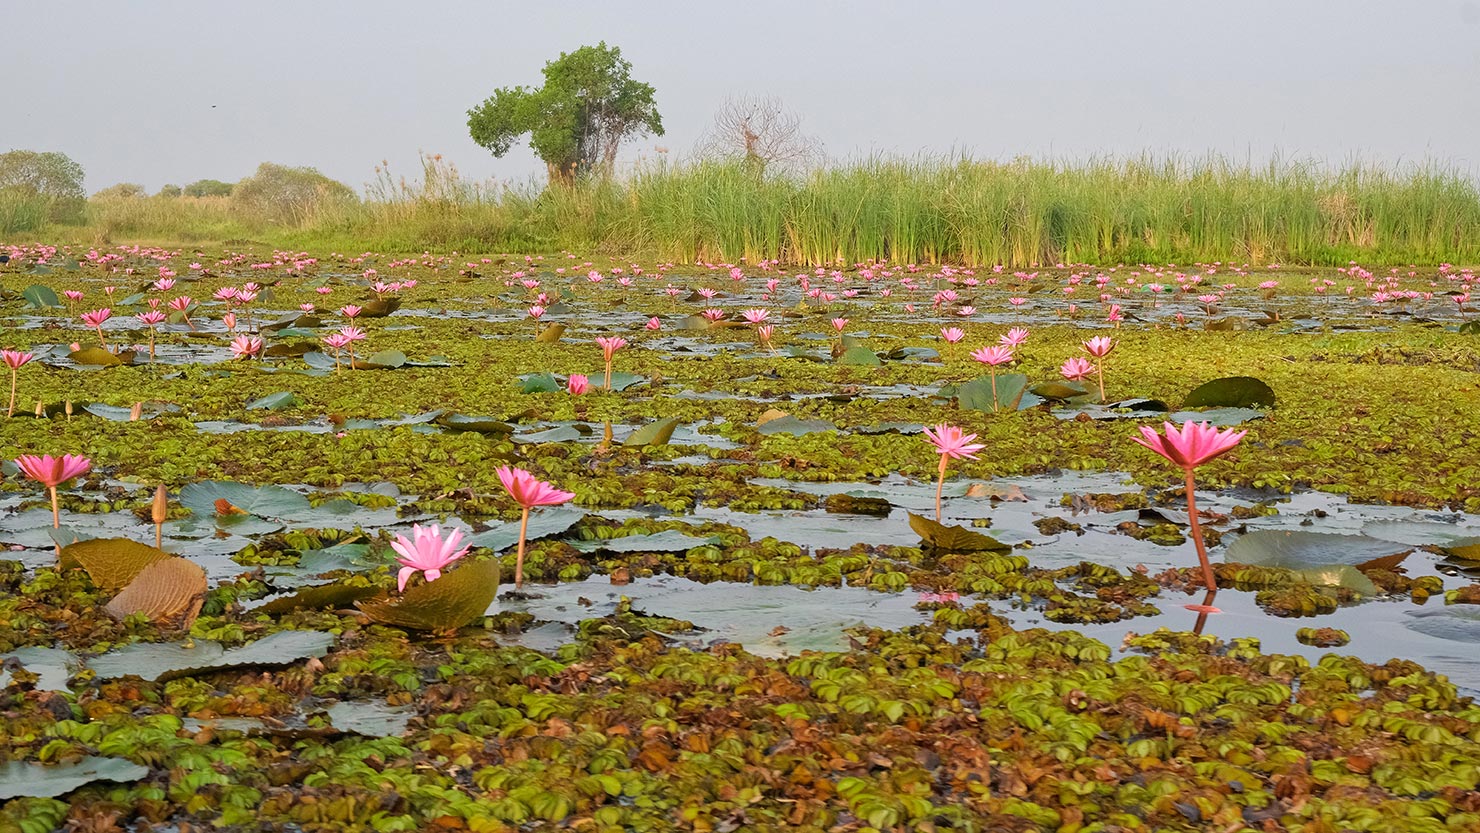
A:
[0, 757, 149, 800]
[61, 538, 171, 592]
[838, 346, 883, 366]
[756, 415, 837, 436]
[1407, 607, 1480, 642]
[467, 508, 585, 551]
[358, 297, 401, 317]
[908, 513, 1012, 554]
[592, 371, 646, 392]
[322, 701, 414, 738]
[535, 323, 565, 343]
[246, 391, 300, 410]
[87, 629, 336, 682]
[571, 531, 720, 554]
[1182, 376, 1275, 409]
[1442, 539, 1480, 564]
[1225, 530, 1411, 573]
[1030, 381, 1091, 401]
[357, 557, 500, 631]
[624, 417, 680, 447]
[105, 558, 207, 627]
[1163, 407, 1267, 427]
[954, 373, 1029, 411]
[520, 372, 561, 394]
[433, 413, 516, 434]
[179, 481, 312, 520]
[361, 349, 407, 369]
[68, 347, 127, 367]
[21, 284, 60, 309]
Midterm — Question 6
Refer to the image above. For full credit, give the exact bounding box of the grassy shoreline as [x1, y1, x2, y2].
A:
[9, 154, 1480, 267]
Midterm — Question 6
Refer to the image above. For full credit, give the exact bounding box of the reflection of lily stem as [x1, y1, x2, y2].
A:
[7, 368, 17, 417]
[1183, 469, 1216, 591]
[934, 456, 948, 521]
[514, 507, 530, 588]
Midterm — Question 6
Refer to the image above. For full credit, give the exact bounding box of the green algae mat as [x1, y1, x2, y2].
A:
[1, 246, 1479, 831]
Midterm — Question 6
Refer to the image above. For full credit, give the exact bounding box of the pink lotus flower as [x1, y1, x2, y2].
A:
[390, 523, 471, 592]
[315, 286, 333, 296]
[1082, 336, 1115, 357]
[340, 304, 362, 319]
[136, 311, 167, 327]
[568, 373, 590, 395]
[940, 327, 966, 344]
[222, 311, 237, 331]
[3, 350, 35, 417]
[701, 308, 725, 322]
[999, 327, 1029, 348]
[742, 309, 770, 324]
[230, 335, 264, 359]
[1132, 421, 1247, 591]
[497, 466, 577, 588]
[63, 290, 84, 303]
[1060, 356, 1094, 381]
[645, 317, 662, 330]
[16, 454, 92, 528]
[299, 303, 315, 312]
[756, 324, 775, 347]
[831, 318, 849, 333]
[922, 424, 985, 520]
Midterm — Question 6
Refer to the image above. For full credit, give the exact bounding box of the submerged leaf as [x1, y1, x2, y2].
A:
[252, 582, 381, 615]
[1226, 530, 1410, 574]
[87, 630, 336, 682]
[535, 323, 566, 343]
[0, 757, 149, 800]
[625, 417, 680, 447]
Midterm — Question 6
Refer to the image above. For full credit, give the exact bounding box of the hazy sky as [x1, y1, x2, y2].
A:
[12, 1, 1480, 193]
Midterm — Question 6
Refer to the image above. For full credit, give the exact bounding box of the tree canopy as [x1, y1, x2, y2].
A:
[467, 43, 663, 184]
[0, 150, 86, 223]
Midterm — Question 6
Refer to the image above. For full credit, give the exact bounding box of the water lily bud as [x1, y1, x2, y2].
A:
[130, 402, 143, 421]
[64, 400, 73, 420]
[152, 484, 168, 525]
[34, 400, 43, 417]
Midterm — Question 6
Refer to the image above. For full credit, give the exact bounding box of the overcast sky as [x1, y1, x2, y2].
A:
[11, 1, 1480, 193]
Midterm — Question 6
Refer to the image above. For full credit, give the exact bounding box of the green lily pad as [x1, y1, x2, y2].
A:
[1030, 381, 1091, 401]
[68, 347, 128, 367]
[625, 417, 680, 447]
[246, 391, 300, 410]
[86, 629, 336, 682]
[433, 413, 516, 434]
[21, 284, 60, 309]
[1164, 407, 1267, 426]
[838, 346, 883, 366]
[252, 582, 382, 615]
[571, 531, 720, 553]
[1441, 539, 1480, 564]
[362, 350, 407, 369]
[179, 481, 313, 520]
[908, 513, 1012, 554]
[0, 757, 149, 800]
[535, 323, 565, 343]
[592, 371, 646, 392]
[520, 372, 561, 394]
[1182, 376, 1275, 409]
[954, 373, 1029, 411]
[358, 297, 401, 317]
[356, 557, 500, 631]
[515, 425, 585, 444]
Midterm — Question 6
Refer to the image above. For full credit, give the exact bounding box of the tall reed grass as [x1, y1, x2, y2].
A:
[13, 154, 1480, 265]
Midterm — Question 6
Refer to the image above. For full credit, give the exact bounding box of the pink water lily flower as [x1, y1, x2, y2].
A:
[340, 304, 362, 319]
[645, 317, 662, 330]
[922, 424, 985, 520]
[230, 335, 264, 360]
[999, 327, 1030, 348]
[81, 308, 112, 348]
[3, 349, 34, 417]
[1132, 421, 1247, 591]
[497, 466, 577, 588]
[390, 523, 471, 592]
[17, 454, 92, 528]
[940, 327, 966, 344]
[1081, 336, 1116, 399]
[1060, 356, 1094, 382]
[970, 346, 1015, 412]
[595, 336, 628, 390]
[568, 373, 590, 395]
[830, 318, 849, 333]
[742, 309, 770, 325]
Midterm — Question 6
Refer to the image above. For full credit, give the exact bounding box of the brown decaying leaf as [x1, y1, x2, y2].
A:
[106, 557, 207, 628]
[214, 498, 247, 516]
[60, 538, 172, 592]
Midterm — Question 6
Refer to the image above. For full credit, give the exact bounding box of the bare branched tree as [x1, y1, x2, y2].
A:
[696, 95, 823, 175]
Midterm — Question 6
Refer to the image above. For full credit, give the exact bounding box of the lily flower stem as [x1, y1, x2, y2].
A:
[1183, 469, 1216, 591]
[49, 486, 60, 529]
[934, 457, 948, 521]
[1096, 360, 1106, 402]
[514, 507, 530, 588]
[7, 369, 17, 417]
[989, 370, 998, 413]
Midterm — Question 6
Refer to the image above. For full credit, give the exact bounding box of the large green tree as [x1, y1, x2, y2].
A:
[0, 150, 86, 223]
[467, 43, 663, 184]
